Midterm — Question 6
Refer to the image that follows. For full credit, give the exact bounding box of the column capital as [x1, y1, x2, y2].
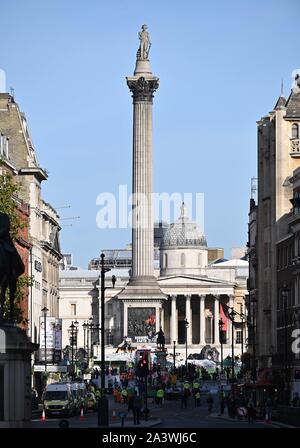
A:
[127, 76, 159, 103]
[171, 294, 177, 300]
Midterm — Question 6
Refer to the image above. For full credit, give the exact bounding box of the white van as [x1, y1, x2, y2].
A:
[43, 383, 73, 417]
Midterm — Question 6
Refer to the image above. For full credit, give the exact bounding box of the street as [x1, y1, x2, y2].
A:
[30, 395, 281, 429]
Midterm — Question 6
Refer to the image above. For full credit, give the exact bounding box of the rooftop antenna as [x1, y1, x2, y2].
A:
[10, 87, 14, 98]
[281, 79, 284, 97]
[251, 177, 257, 199]
[60, 216, 80, 221]
[45, 205, 71, 210]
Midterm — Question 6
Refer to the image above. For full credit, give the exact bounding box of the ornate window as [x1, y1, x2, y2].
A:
[236, 331, 242, 344]
[292, 123, 299, 139]
[0, 133, 9, 159]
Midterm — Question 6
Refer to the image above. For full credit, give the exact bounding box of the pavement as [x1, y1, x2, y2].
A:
[208, 411, 297, 428]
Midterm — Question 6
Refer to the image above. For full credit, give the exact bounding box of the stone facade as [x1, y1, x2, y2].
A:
[255, 77, 300, 370]
[0, 92, 61, 351]
[0, 144, 31, 327]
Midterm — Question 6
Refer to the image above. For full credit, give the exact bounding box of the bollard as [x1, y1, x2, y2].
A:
[98, 396, 109, 427]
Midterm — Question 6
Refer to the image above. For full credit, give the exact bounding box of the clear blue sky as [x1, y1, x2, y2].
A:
[1, 0, 299, 267]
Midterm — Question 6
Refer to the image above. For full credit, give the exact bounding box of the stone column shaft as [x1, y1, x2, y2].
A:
[228, 294, 234, 344]
[200, 295, 206, 345]
[185, 295, 192, 345]
[127, 76, 159, 281]
[214, 296, 220, 345]
[123, 303, 128, 338]
[170, 295, 177, 343]
[160, 306, 164, 331]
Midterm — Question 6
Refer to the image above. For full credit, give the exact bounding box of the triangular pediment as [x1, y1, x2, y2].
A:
[157, 274, 235, 287]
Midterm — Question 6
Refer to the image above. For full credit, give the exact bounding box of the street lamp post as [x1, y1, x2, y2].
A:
[83, 321, 87, 358]
[240, 305, 244, 371]
[41, 307, 49, 374]
[74, 320, 79, 377]
[184, 319, 189, 375]
[88, 319, 94, 362]
[218, 318, 224, 372]
[229, 309, 235, 387]
[251, 296, 257, 383]
[98, 252, 110, 427]
[173, 340, 176, 372]
[282, 284, 290, 405]
[69, 322, 75, 380]
[95, 323, 100, 345]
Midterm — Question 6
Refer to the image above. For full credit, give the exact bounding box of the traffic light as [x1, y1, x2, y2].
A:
[136, 353, 149, 377]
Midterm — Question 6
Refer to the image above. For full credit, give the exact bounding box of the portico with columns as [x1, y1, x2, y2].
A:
[157, 275, 239, 357]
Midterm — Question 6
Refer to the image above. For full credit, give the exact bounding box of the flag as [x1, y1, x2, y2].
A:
[220, 303, 228, 331]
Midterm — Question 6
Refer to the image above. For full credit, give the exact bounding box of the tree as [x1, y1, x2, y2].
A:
[0, 173, 25, 239]
[0, 172, 31, 324]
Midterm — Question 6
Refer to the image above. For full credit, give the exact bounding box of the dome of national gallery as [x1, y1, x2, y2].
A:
[162, 203, 207, 248]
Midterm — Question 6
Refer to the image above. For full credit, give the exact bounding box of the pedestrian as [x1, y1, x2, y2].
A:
[195, 391, 201, 407]
[132, 391, 142, 425]
[264, 397, 273, 423]
[180, 386, 189, 409]
[127, 393, 134, 414]
[121, 388, 128, 404]
[218, 390, 225, 416]
[156, 387, 164, 407]
[206, 393, 213, 413]
[292, 393, 299, 407]
[247, 399, 255, 424]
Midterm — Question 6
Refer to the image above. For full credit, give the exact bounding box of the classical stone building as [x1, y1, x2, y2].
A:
[251, 73, 300, 401]
[59, 209, 248, 362]
[255, 74, 300, 370]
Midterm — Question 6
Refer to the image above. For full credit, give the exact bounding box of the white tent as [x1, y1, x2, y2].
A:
[178, 359, 216, 368]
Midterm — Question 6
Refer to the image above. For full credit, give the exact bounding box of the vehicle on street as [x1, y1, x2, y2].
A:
[43, 383, 73, 417]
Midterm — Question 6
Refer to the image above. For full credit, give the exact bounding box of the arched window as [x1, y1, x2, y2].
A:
[164, 253, 168, 268]
[292, 123, 299, 139]
[181, 253, 185, 267]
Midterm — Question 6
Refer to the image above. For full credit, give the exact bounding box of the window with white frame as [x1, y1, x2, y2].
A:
[71, 304, 77, 316]
[292, 123, 299, 139]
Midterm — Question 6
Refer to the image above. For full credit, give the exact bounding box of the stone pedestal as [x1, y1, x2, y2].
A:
[0, 323, 38, 427]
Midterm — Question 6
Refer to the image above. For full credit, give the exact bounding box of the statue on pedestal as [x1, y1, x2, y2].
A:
[137, 24, 151, 60]
[0, 212, 25, 322]
[156, 327, 165, 351]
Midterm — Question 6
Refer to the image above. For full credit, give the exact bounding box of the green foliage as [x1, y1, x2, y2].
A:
[0, 172, 31, 323]
[3, 268, 33, 325]
[0, 173, 26, 240]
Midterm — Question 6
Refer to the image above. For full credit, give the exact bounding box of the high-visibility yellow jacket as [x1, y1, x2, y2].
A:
[156, 389, 164, 398]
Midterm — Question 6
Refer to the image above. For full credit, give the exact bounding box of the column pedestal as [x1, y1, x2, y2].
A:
[0, 323, 38, 427]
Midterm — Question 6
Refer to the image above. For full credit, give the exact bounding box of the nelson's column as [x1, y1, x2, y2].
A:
[117, 25, 166, 344]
